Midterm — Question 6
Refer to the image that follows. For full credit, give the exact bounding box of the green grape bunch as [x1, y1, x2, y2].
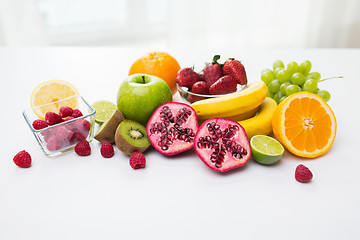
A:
[261, 59, 335, 104]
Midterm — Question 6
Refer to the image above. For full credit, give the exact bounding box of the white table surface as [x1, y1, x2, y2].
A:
[0, 47, 359, 240]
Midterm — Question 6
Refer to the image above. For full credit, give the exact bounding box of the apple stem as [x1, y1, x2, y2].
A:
[142, 75, 145, 84]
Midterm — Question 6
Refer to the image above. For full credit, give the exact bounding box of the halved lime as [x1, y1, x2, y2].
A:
[92, 100, 118, 125]
[250, 135, 284, 165]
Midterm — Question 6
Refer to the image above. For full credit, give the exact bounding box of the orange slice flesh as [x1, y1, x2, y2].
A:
[272, 92, 336, 158]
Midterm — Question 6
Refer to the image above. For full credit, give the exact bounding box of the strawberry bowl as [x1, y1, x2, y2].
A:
[22, 96, 96, 157]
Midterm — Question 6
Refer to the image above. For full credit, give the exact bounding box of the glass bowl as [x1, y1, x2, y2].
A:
[22, 95, 96, 157]
[177, 83, 247, 104]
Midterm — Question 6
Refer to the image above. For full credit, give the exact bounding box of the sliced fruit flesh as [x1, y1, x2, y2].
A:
[283, 95, 335, 153]
[195, 118, 250, 171]
[31, 80, 79, 118]
[92, 101, 117, 123]
[251, 136, 284, 156]
[147, 103, 198, 155]
[119, 121, 149, 147]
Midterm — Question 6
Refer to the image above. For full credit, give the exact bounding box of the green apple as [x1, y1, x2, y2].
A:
[117, 74, 172, 125]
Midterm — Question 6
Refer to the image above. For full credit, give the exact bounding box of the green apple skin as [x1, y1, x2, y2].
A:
[117, 74, 173, 125]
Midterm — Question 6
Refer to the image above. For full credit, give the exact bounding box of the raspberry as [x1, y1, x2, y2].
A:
[100, 142, 114, 158]
[70, 132, 86, 144]
[71, 109, 83, 118]
[59, 106, 73, 118]
[64, 116, 75, 121]
[129, 151, 146, 169]
[32, 119, 48, 130]
[295, 164, 313, 183]
[41, 128, 53, 142]
[13, 150, 32, 168]
[82, 119, 91, 131]
[54, 126, 74, 143]
[46, 137, 63, 151]
[45, 112, 62, 125]
[74, 140, 91, 156]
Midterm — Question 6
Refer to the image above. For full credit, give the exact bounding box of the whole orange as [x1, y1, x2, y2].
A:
[129, 51, 181, 95]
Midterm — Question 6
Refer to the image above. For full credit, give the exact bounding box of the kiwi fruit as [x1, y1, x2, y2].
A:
[115, 119, 150, 155]
[94, 109, 125, 144]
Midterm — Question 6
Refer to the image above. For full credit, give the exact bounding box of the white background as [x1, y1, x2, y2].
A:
[1, 0, 360, 48]
[0, 47, 359, 239]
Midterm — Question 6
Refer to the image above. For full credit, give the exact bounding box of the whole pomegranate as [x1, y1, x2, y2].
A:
[147, 102, 198, 155]
[194, 118, 251, 172]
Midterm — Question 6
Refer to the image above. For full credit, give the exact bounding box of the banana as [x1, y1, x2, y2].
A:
[225, 105, 260, 121]
[191, 81, 268, 120]
[238, 97, 278, 139]
[198, 105, 260, 125]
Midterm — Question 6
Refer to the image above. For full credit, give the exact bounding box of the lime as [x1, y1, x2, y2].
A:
[92, 100, 118, 125]
[250, 135, 284, 165]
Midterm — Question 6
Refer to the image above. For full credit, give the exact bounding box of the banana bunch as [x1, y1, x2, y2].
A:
[191, 81, 278, 139]
[237, 97, 277, 139]
[191, 81, 268, 120]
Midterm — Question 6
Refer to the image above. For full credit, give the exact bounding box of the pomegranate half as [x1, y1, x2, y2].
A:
[146, 102, 198, 155]
[194, 118, 251, 172]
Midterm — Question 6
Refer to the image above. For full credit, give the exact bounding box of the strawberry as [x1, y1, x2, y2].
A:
[188, 81, 209, 103]
[223, 58, 247, 85]
[209, 75, 237, 95]
[202, 55, 223, 87]
[176, 67, 199, 89]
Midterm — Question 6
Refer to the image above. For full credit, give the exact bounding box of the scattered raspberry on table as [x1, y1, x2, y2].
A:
[129, 151, 146, 169]
[13, 150, 32, 168]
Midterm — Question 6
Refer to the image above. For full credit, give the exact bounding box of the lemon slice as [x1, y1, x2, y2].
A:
[30, 79, 79, 119]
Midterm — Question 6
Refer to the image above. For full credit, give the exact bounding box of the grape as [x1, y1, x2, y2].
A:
[286, 84, 301, 96]
[291, 73, 305, 85]
[261, 68, 273, 75]
[280, 82, 291, 95]
[306, 72, 321, 81]
[273, 67, 283, 79]
[317, 90, 331, 102]
[273, 60, 284, 70]
[261, 71, 275, 85]
[299, 60, 312, 75]
[268, 79, 280, 93]
[263, 59, 332, 102]
[277, 69, 291, 84]
[303, 79, 318, 93]
[287, 62, 299, 74]
[273, 91, 283, 104]
[267, 91, 274, 98]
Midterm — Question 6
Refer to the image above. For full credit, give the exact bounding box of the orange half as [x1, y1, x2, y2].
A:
[272, 92, 336, 158]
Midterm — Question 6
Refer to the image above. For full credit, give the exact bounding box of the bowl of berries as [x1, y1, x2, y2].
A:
[176, 55, 248, 104]
[23, 95, 96, 157]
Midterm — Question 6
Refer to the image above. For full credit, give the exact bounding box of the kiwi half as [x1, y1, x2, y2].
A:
[94, 109, 125, 144]
[115, 119, 150, 155]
